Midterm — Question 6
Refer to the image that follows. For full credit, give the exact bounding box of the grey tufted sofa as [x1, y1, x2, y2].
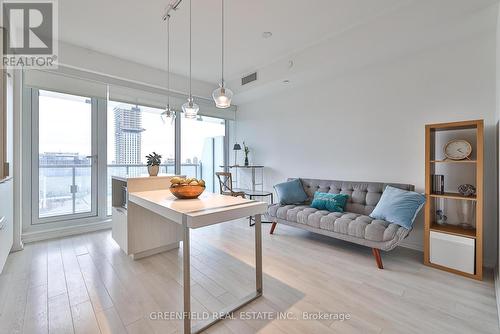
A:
[267, 178, 415, 269]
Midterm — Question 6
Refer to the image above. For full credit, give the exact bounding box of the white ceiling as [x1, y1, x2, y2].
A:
[59, 0, 415, 84]
[59, 0, 499, 88]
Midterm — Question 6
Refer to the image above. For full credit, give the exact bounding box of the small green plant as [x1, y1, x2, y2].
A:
[146, 152, 162, 166]
[243, 142, 250, 166]
[243, 142, 250, 158]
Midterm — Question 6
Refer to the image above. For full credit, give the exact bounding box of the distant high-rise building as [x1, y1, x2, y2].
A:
[114, 106, 144, 164]
[39, 152, 87, 166]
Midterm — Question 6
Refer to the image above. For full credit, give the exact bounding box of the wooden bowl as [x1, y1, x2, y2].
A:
[170, 185, 206, 199]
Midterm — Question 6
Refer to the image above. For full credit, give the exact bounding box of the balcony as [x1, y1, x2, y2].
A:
[38, 163, 203, 219]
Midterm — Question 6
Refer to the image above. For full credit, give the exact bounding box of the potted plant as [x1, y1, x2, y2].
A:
[146, 152, 162, 176]
[243, 142, 250, 166]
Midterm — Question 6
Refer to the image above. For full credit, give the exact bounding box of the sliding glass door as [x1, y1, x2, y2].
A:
[32, 89, 98, 223]
[181, 115, 226, 192]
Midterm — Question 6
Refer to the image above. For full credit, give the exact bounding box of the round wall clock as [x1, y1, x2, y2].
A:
[444, 139, 472, 160]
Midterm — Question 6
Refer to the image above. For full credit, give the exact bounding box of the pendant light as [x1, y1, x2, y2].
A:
[212, 0, 233, 108]
[161, 13, 176, 123]
[182, 0, 199, 118]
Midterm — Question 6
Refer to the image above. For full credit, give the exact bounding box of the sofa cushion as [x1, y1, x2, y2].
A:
[267, 204, 407, 243]
[370, 186, 425, 229]
[274, 179, 309, 205]
[311, 192, 349, 212]
[296, 178, 414, 216]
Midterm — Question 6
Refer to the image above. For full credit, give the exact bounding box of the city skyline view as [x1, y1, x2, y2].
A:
[39, 91, 225, 166]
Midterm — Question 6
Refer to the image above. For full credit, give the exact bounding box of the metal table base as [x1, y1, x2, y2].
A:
[182, 214, 263, 333]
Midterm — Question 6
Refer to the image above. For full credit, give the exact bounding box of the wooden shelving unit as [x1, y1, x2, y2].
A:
[430, 160, 477, 164]
[424, 120, 483, 280]
[429, 223, 476, 239]
[429, 192, 477, 201]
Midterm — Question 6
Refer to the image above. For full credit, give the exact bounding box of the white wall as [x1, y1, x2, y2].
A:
[234, 31, 498, 266]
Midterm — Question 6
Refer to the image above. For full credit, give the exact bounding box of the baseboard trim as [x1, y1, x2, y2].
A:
[399, 240, 423, 252]
[22, 221, 112, 244]
[495, 267, 500, 328]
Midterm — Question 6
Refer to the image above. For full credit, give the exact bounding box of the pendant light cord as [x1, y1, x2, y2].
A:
[221, 0, 224, 87]
[166, 14, 170, 107]
[189, 0, 192, 100]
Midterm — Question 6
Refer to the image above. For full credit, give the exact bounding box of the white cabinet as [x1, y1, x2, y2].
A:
[111, 175, 183, 259]
[0, 179, 13, 273]
[111, 206, 128, 253]
[430, 231, 475, 275]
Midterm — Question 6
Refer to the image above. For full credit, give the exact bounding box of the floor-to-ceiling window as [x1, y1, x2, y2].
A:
[24, 72, 230, 232]
[32, 89, 98, 223]
[181, 115, 226, 193]
[106, 101, 175, 214]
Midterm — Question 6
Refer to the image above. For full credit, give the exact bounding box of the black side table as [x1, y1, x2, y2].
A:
[244, 190, 274, 226]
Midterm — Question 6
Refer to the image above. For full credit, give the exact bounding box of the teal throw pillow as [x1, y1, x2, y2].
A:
[311, 192, 349, 212]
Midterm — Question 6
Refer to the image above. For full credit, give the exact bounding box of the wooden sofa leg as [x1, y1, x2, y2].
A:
[270, 222, 277, 235]
[372, 248, 383, 269]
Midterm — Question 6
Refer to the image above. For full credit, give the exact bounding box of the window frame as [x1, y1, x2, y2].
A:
[22, 82, 228, 233]
[30, 88, 100, 225]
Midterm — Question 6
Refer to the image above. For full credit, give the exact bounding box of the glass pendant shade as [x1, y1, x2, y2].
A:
[212, 85, 233, 109]
[161, 104, 175, 123]
[182, 97, 199, 119]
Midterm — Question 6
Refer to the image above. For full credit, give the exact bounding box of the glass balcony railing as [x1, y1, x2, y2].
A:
[39, 163, 203, 218]
[39, 164, 92, 218]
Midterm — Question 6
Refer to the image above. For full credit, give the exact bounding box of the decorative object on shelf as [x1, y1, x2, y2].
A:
[432, 174, 444, 194]
[444, 139, 472, 160]
[181, 0, 200, 118]
[243, 141, 250, 166]
[233, 143, 241, 165]
[161, 12, 176, 124]
[457, 201, 475, 229]
[435, 198, 447, 225]
[435, 210, 447, 225]
[212, 0, 233, 108]
[146, 152, 162, 176]
[170, 176, 206, 199]
[458, 184, 476, 197]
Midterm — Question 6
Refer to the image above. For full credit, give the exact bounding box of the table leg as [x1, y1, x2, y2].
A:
[183, 221, 191, 334]
[251, 168, 256, 192]
[255, 214, 263, 293]
[187, 215, 263, 333]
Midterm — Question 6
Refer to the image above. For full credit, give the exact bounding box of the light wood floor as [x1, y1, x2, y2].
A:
[0, 220, 498, 334]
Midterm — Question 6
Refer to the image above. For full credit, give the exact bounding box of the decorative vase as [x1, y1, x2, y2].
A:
[457, 200, 475, 229]
[244, 156, 249, 166]
[148, 165, 159, 176]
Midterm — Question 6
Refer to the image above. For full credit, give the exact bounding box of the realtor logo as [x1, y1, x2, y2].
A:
[1, 0, 58, 68]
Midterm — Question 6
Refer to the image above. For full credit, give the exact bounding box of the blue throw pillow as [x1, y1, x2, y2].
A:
[311, 192, 349, 212]
[370, 186, 425, 229]
[274, 179, 308, 205]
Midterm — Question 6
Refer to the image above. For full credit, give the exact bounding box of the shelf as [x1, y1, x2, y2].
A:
[429, 192, 477, 201]
[430, 160, 476, 164]
[430, 223, 476, 238]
